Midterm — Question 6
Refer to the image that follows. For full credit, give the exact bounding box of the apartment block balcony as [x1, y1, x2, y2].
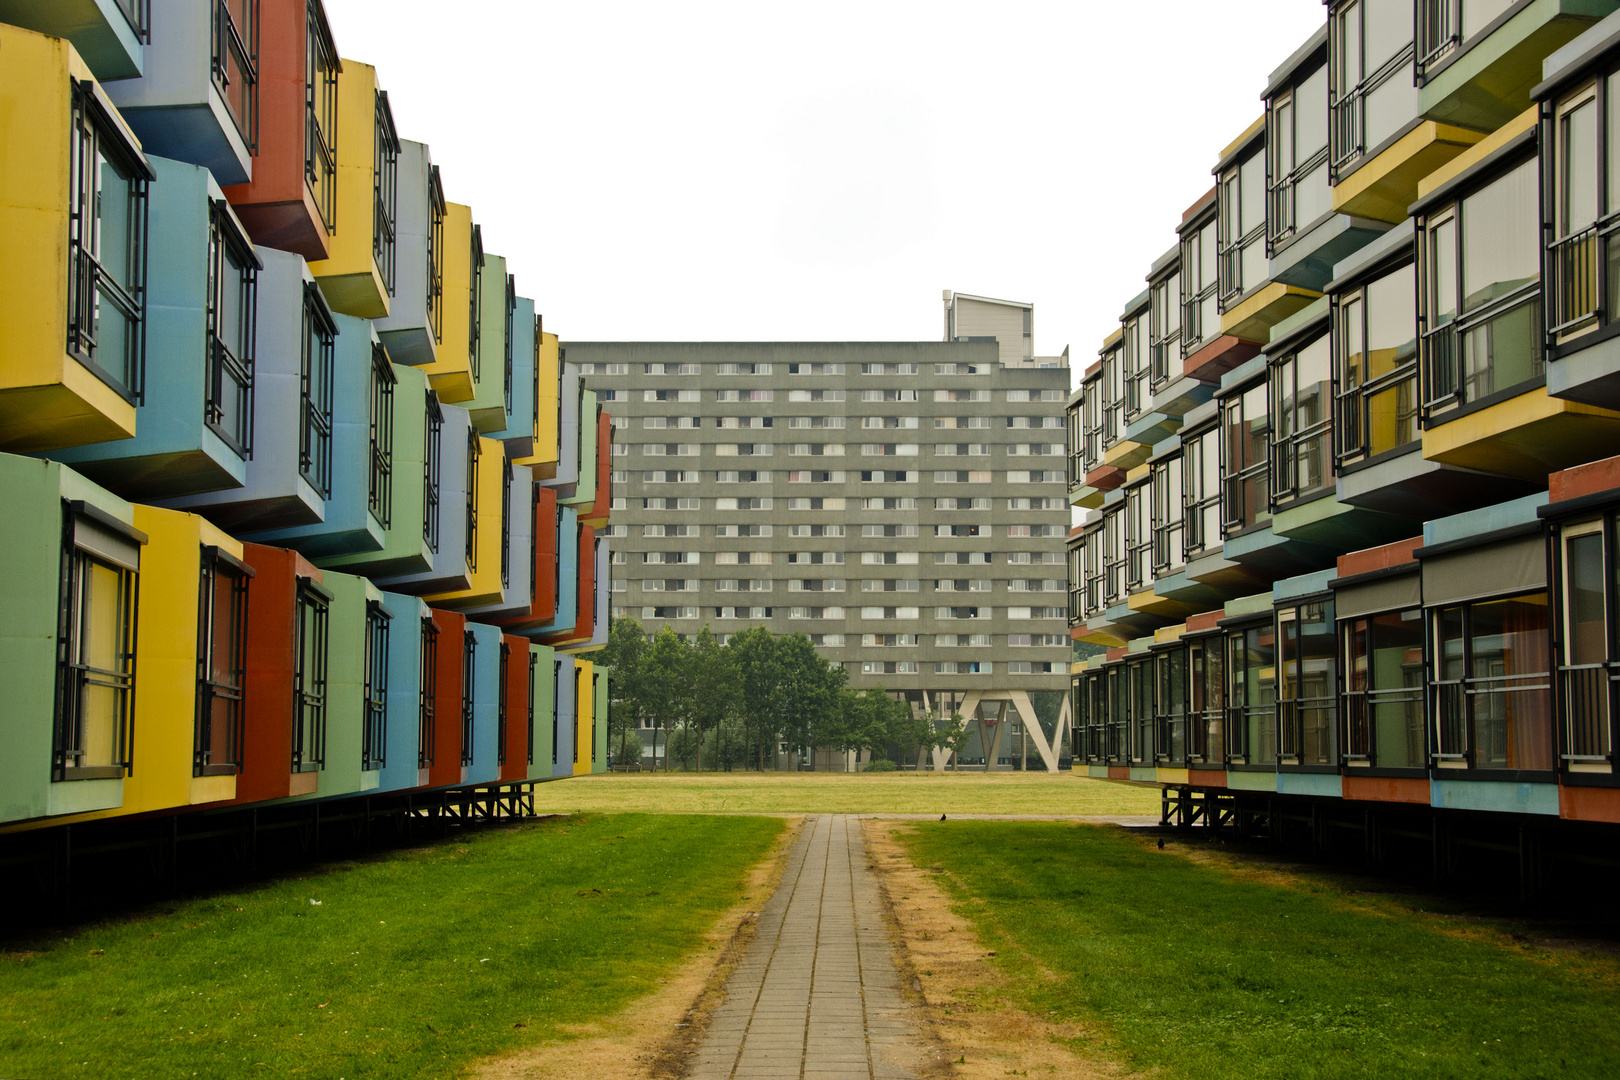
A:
[489, 294, 538, 457]
[0, 454, 145, 825]
[104, 0, 258, 186]
[422, 203, 477, 403]
[0, 26, 154, 453]
[560, 391, 601, 511]
[315, 364, 433, 579]
[514, 328, 561, 474]
[463, 622, 505, 785]
[526, 642, 559, 781]
[374, 401, 473, 596]
[1419, 0, 1616, 133]
[579, 411, 613, 529]
[1333, 121, 1487, 222]
[373, 142, 441, 367]
[220, 0, 337, 261]
[233, 541, 325, 801]
[305, 59, 396, 319]
[466, 253, 511, 434]
[1423, 383, 1620, 479]
[575, 658, 599, 775]
[377, 591, 431, 794]
[456, 462, 536, 622]
[52, 159, 258, 498]
[541, 364, 584, 493]
[500, 635, 534, 783]
[523, 506, 580, 640]
[424, 607, 467, 789]
[423, 434, 507, 611]
[242, 316, 394, 556]
[498, 485, 559, 629]
[533, 523, 598, 649]
[0, 0, 146, 80]
[158, 247, 335, 531]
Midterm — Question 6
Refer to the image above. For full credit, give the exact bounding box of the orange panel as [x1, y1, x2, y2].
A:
[500, 635, 530, 782]
[1342, 775, 1430, 805]
[1559, 784, 1620, 824]
[1188, 768, 1228, 789]
[428, 608, 466, 788]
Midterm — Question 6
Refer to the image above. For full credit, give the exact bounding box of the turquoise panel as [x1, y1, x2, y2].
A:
[1277, 771, 1344, 798]
[466, 622, 502, 784]
[1430, 778, 1560, 816]
[378, 592, 428, 794]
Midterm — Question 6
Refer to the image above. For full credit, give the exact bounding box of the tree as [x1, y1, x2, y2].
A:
[643, 627, 692, 771]
[729, 627, 783, 770]
[666, 725, 701, 771]
[688, 625, 737, 773]
[937, 711, 972, 771]
[599, 618, 650, 766]
[703, 716, 748, 772]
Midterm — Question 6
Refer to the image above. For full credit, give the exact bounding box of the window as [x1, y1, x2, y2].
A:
[1188, 635, 1226, 764]
[502, 274, 515, 415]
[1269, 333, 1331, 505]
[1149, 267, 1182, 387]
[500, 458, 512, 589]
[1122, 310, 1150, 421]
[67, 80, 152, 402]
[1558, 520, 1617, 766]
[1418, 0, 1518, 74]
[363, 600, 389, 771]
[465, 428, 480, 573]
[1181, 214, 1219, 354]
[423, 391, 442, 552]
[292, 577, 329, 773]
[1422, 156, 1541, 412]
[298, 283, 336, 497]
[1151, 452, 1184, 573]
[1330, 0, 1418, 175]
[368, 345, 395, 528]
[427, 166, 444, 343]
[1218, 140, 1268, 304]
[1154, 646, 1188, 763]
[1100, 344, 1124, 449]
[468, 225, 483, 377]
[461, 631, 476, 767]
[195, 546, 249, 777]
[1433, 592, 1554, 771]
[372, 90, 400, 295]
[1080, 372, 1102, 473]
[1124, 482, 1152, 591]
[1227, 622, 1276, 765]
[1267, 56, 1329, 247]
[304, 0, 338, 230]
[1342, 604, 1425, 768]
[1221, 380, 1270, 533]
[497, 642, 510, 767]
[204, 200, 258, 458]
[419, 616, 437, 768]
[1277, 599, 1336, 766]
[1336, 259, 1418, 464]
[1102, 506, 1125, 607]
[54, 505, 142, 782]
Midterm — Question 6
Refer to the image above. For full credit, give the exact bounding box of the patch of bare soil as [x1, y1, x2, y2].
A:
[470, 815, 806, 1080]
[864, 819, 1120, 1080]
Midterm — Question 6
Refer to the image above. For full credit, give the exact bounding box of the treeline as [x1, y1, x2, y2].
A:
[598, 618, 967, 770]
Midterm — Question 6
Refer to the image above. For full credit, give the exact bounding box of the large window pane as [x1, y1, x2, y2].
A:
[1562, 98, 1598, 235]
[1461, 160, 1539, 311]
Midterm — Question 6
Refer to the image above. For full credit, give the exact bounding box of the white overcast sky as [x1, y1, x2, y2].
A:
[326, 1, 1326, 378]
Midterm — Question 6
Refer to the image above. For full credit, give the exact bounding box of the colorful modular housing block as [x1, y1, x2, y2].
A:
[0, 0, 611, 843]
[1068, 3, 1620, 856]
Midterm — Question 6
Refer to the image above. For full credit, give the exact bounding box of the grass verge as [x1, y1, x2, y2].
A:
[0, 813, 784, 1080]
[530, 770, 1161, 816]
[901, 821, 1620, 1080]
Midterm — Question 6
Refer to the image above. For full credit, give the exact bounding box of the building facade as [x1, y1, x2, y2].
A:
[0, 0, 611, 841]
[1068, 2, 1620, 845]
[573, 303, 1072, 767]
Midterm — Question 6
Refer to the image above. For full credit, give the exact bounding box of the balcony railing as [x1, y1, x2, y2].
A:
[1548, 224, 1601, 336]
[1561, 663, 1613, 763]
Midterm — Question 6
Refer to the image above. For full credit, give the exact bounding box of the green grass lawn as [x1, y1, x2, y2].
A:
[529, 769, 1161, 817]
[0, 813, 783, 1080]
[903, 821, 1620, 1080]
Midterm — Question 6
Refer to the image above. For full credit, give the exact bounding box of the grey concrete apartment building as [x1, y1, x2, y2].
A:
[567, 293, 1073, 755]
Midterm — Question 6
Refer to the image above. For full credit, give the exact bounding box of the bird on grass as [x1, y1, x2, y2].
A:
[940, 814, 947, 821]
[1157, 838, 1165, 850]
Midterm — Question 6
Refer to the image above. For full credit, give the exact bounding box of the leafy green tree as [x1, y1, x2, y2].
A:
[599, 618, 650, 765]
[614, 730, 644, 767]
[643, 627, 693, 770]
[666, 725, 701, 770]
[689, 625, 737, 773]
[938, 711, 972, 771]
[703, 716, 748, 771]
[729, 626, 783, 770]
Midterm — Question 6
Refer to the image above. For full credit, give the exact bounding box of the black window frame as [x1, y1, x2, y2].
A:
[1417, 0, 1529, 81]
[527, 649, 538, 767]
[195, 545, 250, 777]
[372, 89, 400, 296]
[53, 502, 142, 782]
[497, 640, 510, 767]
[1277, 597, 1338, 769]
[1329, 0, 1418, 179]
[1150, 450, 1185, 574]
[211, 0, 258, 151]
[204, 199, 259, 459]
[304, 0, 338, 233]
[1431, 589, 1556, 774]
[503, 272, 516, 417]
[1341, 602, 1428, 771]
[67, 80, 153, 406]
[1187, 632, 1226, 765]
[1180, 207, 1220, 356]
[291, 576, 329, 773]
[1153, 643, 1188, 765]
[419, 614, 437, 769]
[114, 0, 151, 41]
[1266, 45, 1332, 252]
[552, 658, 562, 767]
[1121, 306, 1150, 423]
[1554, 515, 1620, 771]
[1217, 135, 1269, 307]
[1268, 328, 1333, 508]
[1149, 261, 1183, 389]
[1333, 254, 1420, 467]
[1100, 342, 1124, 451]
[368, 344, 395, 528]
[500, 456, 513, 590]
[298, 282, 337, 497]
[465, 427, 481, 574]
[1220, 378, 1272, 535]
[460, 630, 476, 768]
[1123, 480, 1152, 592]
[362, 599, 390, 771]
[469, 224, 484, 379]
[426, 165, 445, 344]
[1226, 620, 1278, 767]
[424, 390, 443, 552]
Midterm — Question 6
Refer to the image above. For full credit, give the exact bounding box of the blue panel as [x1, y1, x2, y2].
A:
[487, 296, 536, 442]
[466, 623, 503, 784]
[1423, 492, 1549, 548]
[1277, 771, 1343, 798]
[527, 507, 579, 635]
[379, 592, 428, 793]
[1274, 568, 1336, 601]
[552, 656, 576, 778]
[1430, 778, 1560, 816]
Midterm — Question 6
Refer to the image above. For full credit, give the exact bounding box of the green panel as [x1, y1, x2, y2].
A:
[561, 389, 598, 508]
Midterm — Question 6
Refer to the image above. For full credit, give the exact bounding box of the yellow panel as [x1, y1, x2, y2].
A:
[307, 60, 388, 318]
[1219, 282, 1323, 344]
[574, 659, 594, 776]
[1417, 107, 1538, 200]
[425, 202, 474, 402]
[1423, 388, 1620, 481]
[515, 331, 561, 472]
[424, 436, 507, 608]
[1217, 116, 1266, 163]
[1331, 121, 1487, 223]
[1102, 439, 1150, 472]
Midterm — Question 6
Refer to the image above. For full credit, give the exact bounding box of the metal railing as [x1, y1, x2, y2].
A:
[1561, 663, 1613, 763]
[1548, 225, 1600, 336]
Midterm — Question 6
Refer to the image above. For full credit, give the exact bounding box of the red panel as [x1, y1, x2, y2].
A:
[572, 524, 596, 641]
[1559, 783, 1620, 823]
[500, 636, 530, 782]
[586, 413, 612, 522]
[1188, 768, 1228, 788]
[428, 608, 466, 788]
[1107, 766, 1131, 780]
[1181, 186, 1217, 224]
[1183, 336, 1262, 382]
[1342, 775, 1430, 805]
[499, 487, 557, 628]
[232, 544, 322, 804]
[1337, 537, 1422, 579]
[1550, 454, 1620, 505]
[1184, 610, 1222, 634]
[1084, 465, 1125, 491]
[220, 0, 330, 259]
